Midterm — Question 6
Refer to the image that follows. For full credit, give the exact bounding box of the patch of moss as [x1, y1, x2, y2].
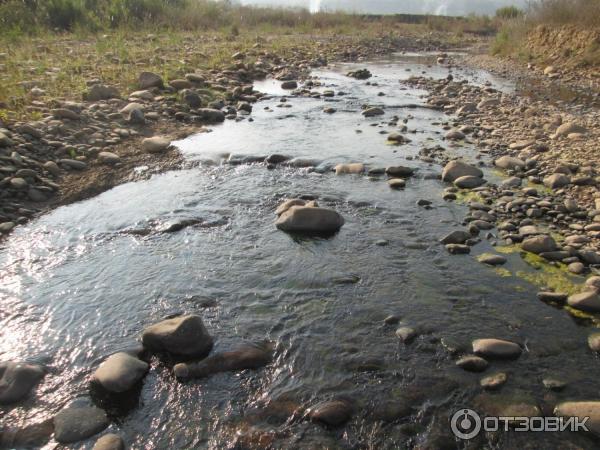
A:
[493, 267, 513, 278]
[495, 245, 521, 254]
[455, 190, 484, 204]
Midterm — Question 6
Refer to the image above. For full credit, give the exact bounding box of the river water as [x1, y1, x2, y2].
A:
[1, 53, 599, 449]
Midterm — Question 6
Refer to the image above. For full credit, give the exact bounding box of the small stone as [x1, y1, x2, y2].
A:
[588, 334, 600, 352]
[543, 378, 567, 391]
[281, 80, 298, 90]
[92, 433, 125, 450]
[440, 230, 470, 245]
[275, 206, 344, 235]
[445, 129, 465, 140]
[477, 253, 507, 266]
[537, 292, 568, 303]
[0, 222, 15, 233]
[441, 161, 483, 182]
[554, 402, 600, 435]
[138, 72, 163, 89]
[98, 152, 120, 165]
[472, 338, 521, 359]
[445, 244, 470, 254]
[456, 355, 488, 372]
[454, 175, 486, 189]
[543, 173, 570, 189]
[384, 315, 400, 325]
[395, 327, 417, 343]
[362, 107, 384, 117]
[308, 399, 353, 427]
[84, 84, 120, 102]
[480, 372, 507, 390]
[386, 166, 414, 177]
[495, 156, 525, 170]
[387, 178, 406, 189]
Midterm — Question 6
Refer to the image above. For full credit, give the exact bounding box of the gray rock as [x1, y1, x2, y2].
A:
[501, 176, 522, 188]
[174, 342, 272, 379]
[537, 292, 568, 303]
[445, 130, 465, 140]
[281, 80, 298, 90]
[0, 362, 45, 404]
[362, 107, 384, 117]
[454, 175, 486, 189]
[169, 79, 192, 90]
[472, 338, 522, 359]
[93, 352, 148, 393]
[142, 314, 213, 358]
[59, 159, 87, 170]
[52, 108, 80, 120]
[198, 108, 225, 123]
[385, 166, 414, 177]
[0, 131, 13, 147]
[441, 161, 483, 182]
[567, 291, 600, 312]
[543, 173, 570, 189]
[395, 327, 417, 343]
[495, 156, 525, 170]
[0, 222, 15, 233]
[446, 244, 470, 254]
[54, 405, 109, 444]
[275, 206, 344, 235]
[478, 254, 507, 266]
[456, 355, 488, 372]
[554, 122, 588, 138]
[138, 72, 163, 89]
[440, 230, 470, 245]
[98, 152, 120, 165]
[308, 399, 353, 427]
[92, 433, 125, 450]
[181, 89, 202, 108]
[141, 137, 170, 153]
[521, 235, 557, 254]
[84, 84, 120, 102]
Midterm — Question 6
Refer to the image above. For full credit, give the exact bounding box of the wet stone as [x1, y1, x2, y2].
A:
[308, 399, 353, 427]
[456, 355, 488, 372]
[92, 433, 125, 450]
[0, 361, 45, 404]
[472, 338, 522, 359]
[445, 244, 470, 254]
[54, 405, 109, 444]
[395, 327, 417, 343]
[142, 314, 213, 358]
[480, 372, 508, 390]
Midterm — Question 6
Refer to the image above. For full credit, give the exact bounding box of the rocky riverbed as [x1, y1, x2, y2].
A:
[1, 49, 600, 449]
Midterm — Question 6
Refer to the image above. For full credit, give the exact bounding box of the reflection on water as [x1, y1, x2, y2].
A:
[0, 54, 598, 449]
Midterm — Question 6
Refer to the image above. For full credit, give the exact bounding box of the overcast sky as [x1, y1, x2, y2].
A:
[240, 0, 528, 16]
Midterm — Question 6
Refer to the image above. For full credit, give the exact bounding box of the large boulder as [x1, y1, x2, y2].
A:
[92, 352, 148, 393]
[441, 161, 483, 182]
[275, 206, 344, 235]
[138, 72, 163, 90]
[521, 235, 557, 254]
[53, 405, 109, 444]
[174, 342, 272, 379]
[0, 361, 45, 404]
[142, 315, 213, 358]
[555, 402, 600, 435]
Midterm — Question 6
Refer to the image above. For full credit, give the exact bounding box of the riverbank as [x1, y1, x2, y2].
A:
[0, 27, 470, 238]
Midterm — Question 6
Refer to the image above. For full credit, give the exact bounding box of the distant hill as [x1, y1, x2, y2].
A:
[240, 0, 527, 16]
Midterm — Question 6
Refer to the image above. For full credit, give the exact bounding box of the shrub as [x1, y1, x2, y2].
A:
[495, 6, 524, 19]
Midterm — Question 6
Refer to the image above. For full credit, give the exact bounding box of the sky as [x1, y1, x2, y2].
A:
[239, 0, 529, 16]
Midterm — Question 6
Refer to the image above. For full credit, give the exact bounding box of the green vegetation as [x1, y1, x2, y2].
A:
[495, 6, 524, 20]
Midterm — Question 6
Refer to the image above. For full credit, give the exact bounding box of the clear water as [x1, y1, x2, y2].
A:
[1, 53, 599, 449]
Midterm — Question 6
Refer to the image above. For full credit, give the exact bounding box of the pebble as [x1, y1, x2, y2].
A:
[480, 372, 507, 390]
[395, 326, 417, 343]
[141, 137, 171, 153]
[472, 338, 522, 359]
[92, 434, 125, 450]
[456, 355, 489, 372]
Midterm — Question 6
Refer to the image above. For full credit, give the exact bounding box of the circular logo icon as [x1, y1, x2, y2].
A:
[451, 408, 482, 440]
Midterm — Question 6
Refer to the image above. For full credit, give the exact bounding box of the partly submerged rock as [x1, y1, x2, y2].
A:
[142, 315, 213, 358]
[275, 206, 344, 235]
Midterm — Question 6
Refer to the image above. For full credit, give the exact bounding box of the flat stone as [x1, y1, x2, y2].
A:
[454, 175, 486, 189]
[387, 178, 406, 189]
[445, 244, 470, 254]
[92, 433, 125, 450]
[456, 355, 488, 372]
[537, 292, 568, 303]
[386, 166, 415, 177]
[477, 253, 507, 266]
[495, 156, 525, 170]
[480, 372, 507, 390]
[275, 206, 344, 235]
[98, 152, 120, 165]
[93, 352, 148, 393]
[308, 399, 353, 427]
[395, 327, 417, 343]
[440, 230, 471, 245]
[54, 405, 109, 444]
[472, 338, 522, 359]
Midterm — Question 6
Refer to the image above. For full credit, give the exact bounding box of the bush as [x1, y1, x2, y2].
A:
[495, 6, 523, 19]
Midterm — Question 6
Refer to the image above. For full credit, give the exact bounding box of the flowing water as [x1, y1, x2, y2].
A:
[1, 53, 599, 449]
